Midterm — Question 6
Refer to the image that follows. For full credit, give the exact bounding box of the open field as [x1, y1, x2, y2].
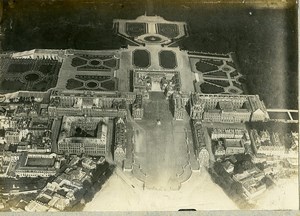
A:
[83, 170, 239, 211]
[254, 177, 298, 210]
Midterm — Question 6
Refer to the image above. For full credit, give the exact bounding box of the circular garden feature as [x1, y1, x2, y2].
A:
[144, 35, 162, 42]
[133, 49, 150, 68]
[90, 59, 101, 66]
[159, 50, 177, 69]
[86, 81, 98, 89]
[25, 73, 40, 82]
[221, 65, 232, 72]
[19, 71, 44, 85]
[228, 88, 238, 94]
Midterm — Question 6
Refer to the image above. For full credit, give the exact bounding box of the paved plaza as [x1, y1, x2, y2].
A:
[131, 92, 192, 190]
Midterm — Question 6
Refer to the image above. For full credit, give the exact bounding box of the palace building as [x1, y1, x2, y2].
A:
[132, 94, 144, 120]
[172, 92, 189, 120]
[48, 90, 135, 118]
[114, 118, 127, 164]
[189, 93, 269, 123]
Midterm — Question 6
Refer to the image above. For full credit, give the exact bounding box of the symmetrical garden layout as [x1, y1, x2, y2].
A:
[0, 15, 247, 190]
[0, 16, 243, 97]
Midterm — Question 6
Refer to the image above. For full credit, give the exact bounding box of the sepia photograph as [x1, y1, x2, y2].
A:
[0, 0, 298, 213]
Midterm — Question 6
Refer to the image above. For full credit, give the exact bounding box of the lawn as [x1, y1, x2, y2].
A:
[159, 50, 177, 69]
[126, 22, 147, 37]
[133, 49, 150, 68]
[200, 82, 224, 94]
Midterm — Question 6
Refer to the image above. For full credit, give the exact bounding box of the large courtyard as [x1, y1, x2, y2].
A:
[131, 92, 193, 190]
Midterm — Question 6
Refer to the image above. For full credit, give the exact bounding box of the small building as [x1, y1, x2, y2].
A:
[0, 151, 13, 177]
[243, 182, 267, 200]
[214, 140, 226, 157]
[198, 148, 209, 168]
[260, 130, 271, 143]
[114, 118, 127, 164]
[172, 92, 186, 120]
[257, 145, 286, 156]
[5, 130, 21, 145]
[262, 166, 273, 175]
[222, 160, 234, 173]
[48, 194, 70, 211]
[132, 94, 143, 120]
[249, 129, 261, 154]
[256, 132, 286, 156]
[82, 157, 97, 170]
[114, 146, 126, 165]
[25, 200, 50, 212]
[291, 132, 298, 150]
[233, 171, 252, 182]
[253, 171, 265, 181]
[211, 128, 247, 140]
[271, 132, 282, 146]
[192, 121, 207, 158]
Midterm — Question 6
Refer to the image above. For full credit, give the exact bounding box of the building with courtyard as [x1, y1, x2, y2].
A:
[14, 152, 58, 178]
[57, 116, 108, 156]
[190, 93, 269, 123]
